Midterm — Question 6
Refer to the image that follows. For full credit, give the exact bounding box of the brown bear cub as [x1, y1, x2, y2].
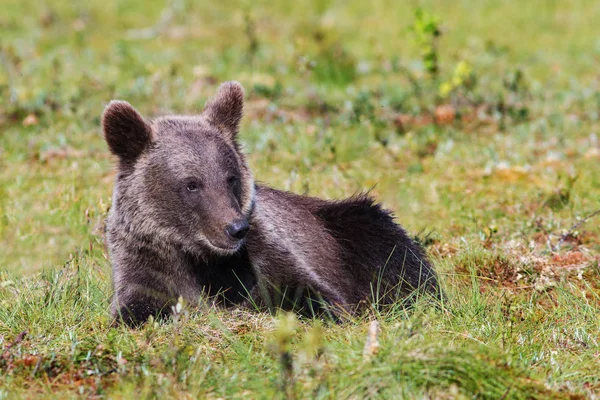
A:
[103, 81, 441, 326]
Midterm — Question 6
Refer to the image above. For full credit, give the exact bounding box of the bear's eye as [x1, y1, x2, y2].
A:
[227, 176, 239, 187]
[186, 182, 201, 192]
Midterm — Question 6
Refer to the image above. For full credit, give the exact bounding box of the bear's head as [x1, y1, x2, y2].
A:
[102, 81, 255, 256]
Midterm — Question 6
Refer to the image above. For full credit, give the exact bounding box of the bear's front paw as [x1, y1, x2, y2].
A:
[112, 302, 171, 328]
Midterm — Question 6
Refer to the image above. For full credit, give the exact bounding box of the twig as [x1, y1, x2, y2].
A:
[396, 64, 422, 97]
[534, 217, 553, 252]
[244, 11, 259, 63]
[363, 320, 380, 360]
[125, 0, 178, 40]
[1, 331, 27, 358]
[437, 330, 488, 346]
[499, 384, 513, 400]
[0, 48, 18, 104]
[554, 209, 600, 252]
[6, 330, 27, 349]
[31, 355, 43, 378]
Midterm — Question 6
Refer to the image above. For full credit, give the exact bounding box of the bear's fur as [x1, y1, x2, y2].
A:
[246, 188, 440, 316]
[103, 81, 441, 326]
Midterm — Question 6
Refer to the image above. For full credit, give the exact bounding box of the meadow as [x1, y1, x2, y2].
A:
[1, 0, 600, 398]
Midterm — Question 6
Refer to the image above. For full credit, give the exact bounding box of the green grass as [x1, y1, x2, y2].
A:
[1, 0, 600, 398]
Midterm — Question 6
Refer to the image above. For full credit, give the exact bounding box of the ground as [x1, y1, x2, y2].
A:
[1, 0, 600, 398]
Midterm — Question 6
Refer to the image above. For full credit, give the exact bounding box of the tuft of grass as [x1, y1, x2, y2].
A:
[2, 259, 599, 398]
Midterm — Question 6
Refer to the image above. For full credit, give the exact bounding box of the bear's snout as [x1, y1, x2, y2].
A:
[225, 219, 249, 241]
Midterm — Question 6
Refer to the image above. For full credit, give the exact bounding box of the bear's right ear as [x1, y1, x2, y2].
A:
[102, 100, 153, 162]
[203, 81, 244, 138]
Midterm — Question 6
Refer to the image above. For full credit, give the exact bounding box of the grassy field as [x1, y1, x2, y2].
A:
[1, 0, 600, 398]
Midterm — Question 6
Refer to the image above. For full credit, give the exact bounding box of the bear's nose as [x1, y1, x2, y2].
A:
[226, 219, 249, 240]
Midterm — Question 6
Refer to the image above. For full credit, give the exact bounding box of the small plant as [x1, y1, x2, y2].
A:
[270, 312, 298, 399]
[438, 60, 475, 99]
[244, 10, 259, 63]
[503, 68, 528, 93]
[252, 80, 283, 100]
[495, 67, 531, 125]
[410, 8, 442, 78]
[294, 23, 357, 86]
[350, 91, 376, 123]
[543, 173, 578, 211]
[312, 42, 357, 86]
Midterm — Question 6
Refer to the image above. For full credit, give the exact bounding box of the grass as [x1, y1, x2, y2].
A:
[1, 0, 600, 398]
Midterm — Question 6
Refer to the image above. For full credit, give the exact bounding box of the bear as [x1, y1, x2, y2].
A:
[102, 81, 441, 326]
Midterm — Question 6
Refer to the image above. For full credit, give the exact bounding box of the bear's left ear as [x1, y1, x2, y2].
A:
[203, 81, 244, 137]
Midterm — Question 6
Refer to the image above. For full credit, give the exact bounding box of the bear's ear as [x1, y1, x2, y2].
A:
[203, 81, 244, 137]
[102, 100, 153, 162]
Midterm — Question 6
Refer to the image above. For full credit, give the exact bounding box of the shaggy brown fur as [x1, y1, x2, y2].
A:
[103, 81, 441, 326]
